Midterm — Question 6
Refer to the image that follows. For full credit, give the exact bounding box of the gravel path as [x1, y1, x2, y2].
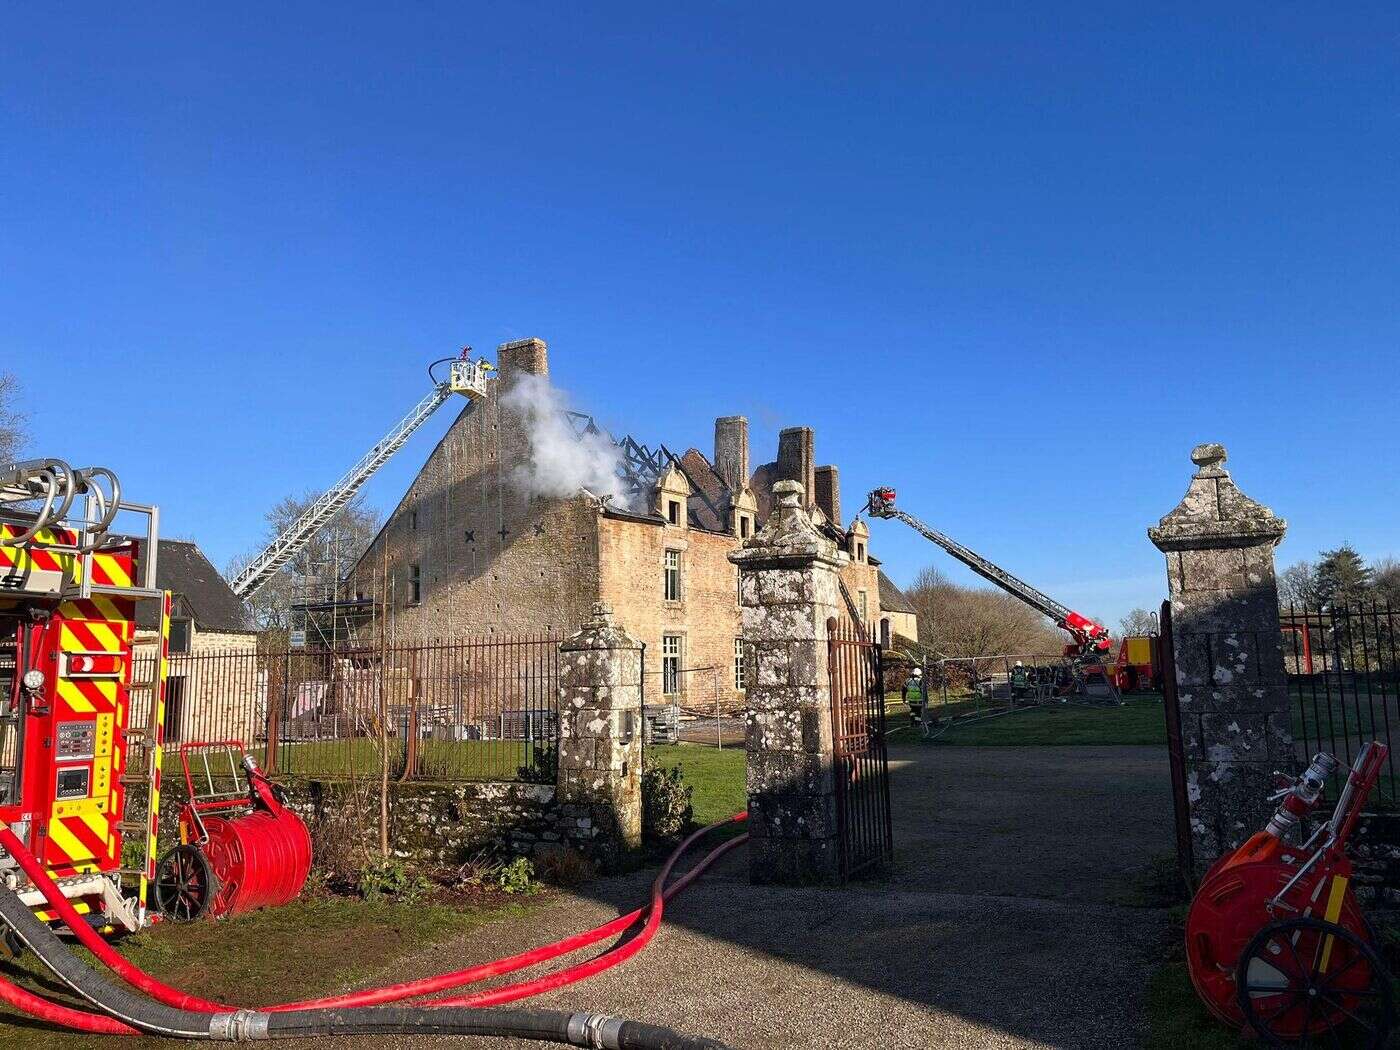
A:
[282, 744, 1176, 1050]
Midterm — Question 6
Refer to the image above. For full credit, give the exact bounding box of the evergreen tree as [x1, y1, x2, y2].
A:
[1313, 545, 1371, 609]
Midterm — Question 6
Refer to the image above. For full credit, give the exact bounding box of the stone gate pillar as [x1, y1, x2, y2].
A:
[557, 602, 643, 860]
[729, 480, 847, 884]
[1150, 443, 1290, 872]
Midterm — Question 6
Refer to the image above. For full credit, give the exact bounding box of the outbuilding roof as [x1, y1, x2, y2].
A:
[134, 540, 251, 633]
[878, 570, 918, 616]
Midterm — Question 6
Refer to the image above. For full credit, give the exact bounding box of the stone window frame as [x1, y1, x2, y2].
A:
[663, 548, 682, 603]
[739, 513, 751, 539]
[856, 541, 865, 562]
[733, 637, 746, 692]
[409, 562, 422, 605]
[661, 633, 683, 696]
[667, 499, 681, 526]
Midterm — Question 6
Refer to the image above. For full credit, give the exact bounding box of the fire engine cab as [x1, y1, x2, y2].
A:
[1, 458, 169, 938]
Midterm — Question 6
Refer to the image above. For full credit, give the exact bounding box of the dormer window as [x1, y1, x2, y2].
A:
[856, 542, 865, 562]
[739, 515, 751, 539]
[667, 500, 681, 525]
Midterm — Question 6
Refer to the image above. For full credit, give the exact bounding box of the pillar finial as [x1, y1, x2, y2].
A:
[1191, 442, 1227, 470]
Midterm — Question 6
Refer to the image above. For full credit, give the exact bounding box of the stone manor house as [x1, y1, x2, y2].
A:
[345, 337, 913, 712]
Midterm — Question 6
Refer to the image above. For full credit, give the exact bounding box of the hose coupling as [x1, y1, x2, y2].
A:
[567, 1012, 626, 1049]
[209, 1009, 271, 1041]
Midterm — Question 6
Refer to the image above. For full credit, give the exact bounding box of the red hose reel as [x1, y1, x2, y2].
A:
[1185, 742, 1394, 1047]
[154, 742, 311, 921]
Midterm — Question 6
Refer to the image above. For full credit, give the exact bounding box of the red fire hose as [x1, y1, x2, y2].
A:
[438, 827, 748, 1008]
[0, 966, 139, 1036]
[277, 817, 747, 1012]
[0, 814, 748, 1036]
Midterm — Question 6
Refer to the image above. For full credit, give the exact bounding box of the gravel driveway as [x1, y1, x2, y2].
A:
[284, 744, 1176, 1050]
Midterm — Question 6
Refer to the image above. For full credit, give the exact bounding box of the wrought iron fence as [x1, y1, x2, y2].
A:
[131, 648, 272, 750]
[132, 632, 565, 783]
[1284, 603, 1400, 805]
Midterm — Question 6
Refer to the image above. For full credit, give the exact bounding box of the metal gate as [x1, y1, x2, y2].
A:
[826, 618, 893, 879]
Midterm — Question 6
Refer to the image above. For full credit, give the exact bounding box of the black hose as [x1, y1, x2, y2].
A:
[0, 880, 729, 1048]
[428, 351, 469, 386]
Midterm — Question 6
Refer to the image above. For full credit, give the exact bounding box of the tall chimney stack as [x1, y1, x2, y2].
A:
[714, 416, 750, 493]
[814, 465, 840, 524]
[496, 337, 549, 388]
[777, 427, 816, 510]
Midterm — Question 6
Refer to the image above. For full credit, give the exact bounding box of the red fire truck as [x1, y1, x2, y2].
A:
[1, 458, 171, 937]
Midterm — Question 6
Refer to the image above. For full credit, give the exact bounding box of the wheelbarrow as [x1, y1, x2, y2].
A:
[153, 741, 312, 922]
[1186, 741, 1394, 1047]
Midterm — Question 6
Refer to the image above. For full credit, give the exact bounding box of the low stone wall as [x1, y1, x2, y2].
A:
[293, 779, 615, 869]
[1352, 812, 1400, 913]
[135, 778, 625, 874]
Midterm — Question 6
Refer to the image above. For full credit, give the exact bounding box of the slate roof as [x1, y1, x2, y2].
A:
[878, 570, 918, 616]
[675, 449, 730, 533]
[133, 540, 250, 632]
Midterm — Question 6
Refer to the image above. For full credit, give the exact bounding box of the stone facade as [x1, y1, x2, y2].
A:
[345, 336, 888, 713]
[1150, 443, 1291, 872]
[730, 480, 846, 884]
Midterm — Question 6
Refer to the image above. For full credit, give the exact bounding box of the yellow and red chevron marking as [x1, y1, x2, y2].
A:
[0, 524, 78, 577]
[35, 900, 95, 923]
[138, 591, 172, 923]
[45, 597, 136, 879]
[89, 550, 134, 588]
[0, 523, 137, 591]
[54, 598, 133, 717]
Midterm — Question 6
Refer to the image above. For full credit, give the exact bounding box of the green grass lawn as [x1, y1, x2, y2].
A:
[904, 693, 1169, 747]
[0, 891, 535, 1049]
[228, 738, 546, 782]
[647, 743, 747, 828]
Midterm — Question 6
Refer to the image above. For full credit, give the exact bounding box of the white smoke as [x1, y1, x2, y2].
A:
[501, 373, 633, 509]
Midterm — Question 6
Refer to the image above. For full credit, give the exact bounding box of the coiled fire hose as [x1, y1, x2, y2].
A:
[0, 815, 747, 1046]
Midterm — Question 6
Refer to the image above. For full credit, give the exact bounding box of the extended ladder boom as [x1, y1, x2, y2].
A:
[230, 355, 493, 599]
[864, 487, 1111, 657]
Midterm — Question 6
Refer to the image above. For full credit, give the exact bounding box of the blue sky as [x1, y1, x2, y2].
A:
[3, 5, 1397, 627]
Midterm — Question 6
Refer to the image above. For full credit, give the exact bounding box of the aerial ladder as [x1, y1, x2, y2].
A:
[862, 487, 1114, 662]
[228, 350, 494, 599]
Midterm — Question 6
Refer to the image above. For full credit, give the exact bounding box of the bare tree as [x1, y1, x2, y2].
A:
[1279, 559, 1320, 608]
[906, 564, 1064, 659]
[228, 490, 382, 630]
[1372, 558, 1400, 608]
[0, 373, 25, 464]
[1118, 607, 1158, 638]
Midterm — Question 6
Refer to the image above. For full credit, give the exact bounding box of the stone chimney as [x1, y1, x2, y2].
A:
[714, 416, 750, 493]
[777, 427, 816, 510]
[494, 338, 548, 488]
[814, 465, 840, 524]
[496, 337, 549, 388]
